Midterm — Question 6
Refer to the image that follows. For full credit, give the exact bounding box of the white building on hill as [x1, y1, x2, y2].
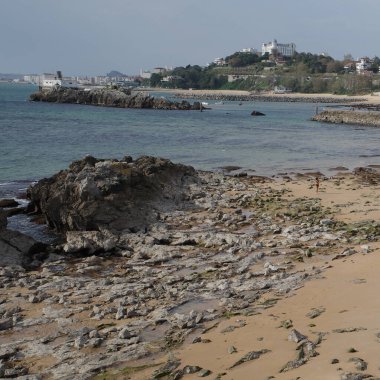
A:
[213, 57, 225, 66]
[262, 39, 296, 57]
[240, 48, 257, 54]
[356, 57, 372, 74]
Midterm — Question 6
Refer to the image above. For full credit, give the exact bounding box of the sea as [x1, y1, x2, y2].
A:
[1, 82, 380, 238]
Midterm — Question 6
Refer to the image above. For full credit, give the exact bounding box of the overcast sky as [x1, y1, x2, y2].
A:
[1, 0, 379, 76]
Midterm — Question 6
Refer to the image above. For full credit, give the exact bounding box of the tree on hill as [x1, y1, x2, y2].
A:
[225, 52, 261, 67]
[289, 52, 339, 74]
[150, 73, 162, 87]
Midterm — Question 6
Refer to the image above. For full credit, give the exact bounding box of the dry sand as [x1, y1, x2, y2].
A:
[132, 172, 380, 380]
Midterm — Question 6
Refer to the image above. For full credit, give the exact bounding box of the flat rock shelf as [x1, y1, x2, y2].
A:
[312, 109, 380, 127]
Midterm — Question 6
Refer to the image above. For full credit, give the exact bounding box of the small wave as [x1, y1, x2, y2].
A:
[0, 180, 34, 199]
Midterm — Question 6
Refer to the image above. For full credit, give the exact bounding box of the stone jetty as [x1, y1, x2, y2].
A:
[312, 109, 380, 127]
[30, 87, 202, 110]
[1, 157, 380, 379]
[175, 93, 367, 103]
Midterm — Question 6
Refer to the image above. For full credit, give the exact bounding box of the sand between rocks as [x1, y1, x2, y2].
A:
[2, 169, 380, 380]
[132, 172, 380, 380]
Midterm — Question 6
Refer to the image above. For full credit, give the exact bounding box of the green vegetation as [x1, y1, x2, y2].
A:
[151, 65, 228, 89]
[148, 50, 380, 95]
[224, 51, 268, 67]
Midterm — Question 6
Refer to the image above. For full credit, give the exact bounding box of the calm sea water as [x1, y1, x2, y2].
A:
[1, 82, 380, 196]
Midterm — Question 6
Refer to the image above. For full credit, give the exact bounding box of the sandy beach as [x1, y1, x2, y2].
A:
[1, 160, 380, 380]
[127, 170, 380, 380]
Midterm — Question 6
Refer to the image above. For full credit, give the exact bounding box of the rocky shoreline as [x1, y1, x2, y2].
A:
[312, 109, 380, 127]
[174, 93, 367, 104]
[1, 157, 380, 379]
[30, 88, 202, 110]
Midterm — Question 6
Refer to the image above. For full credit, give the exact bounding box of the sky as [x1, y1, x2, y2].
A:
[1, 0, 380, 76]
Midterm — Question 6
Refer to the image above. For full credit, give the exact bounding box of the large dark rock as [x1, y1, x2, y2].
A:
[27, 155, 198, 233]
[0, 199, 20, 208]
[0, 228, 42, 268]
[0, 209, 7, 230]
[30, 88, 202, 110]
[251, 110, 265, 116]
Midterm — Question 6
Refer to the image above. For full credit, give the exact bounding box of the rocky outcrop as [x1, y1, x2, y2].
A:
[251, 110, 265, 116]
[312, 109, 380, 127]
[30, 88, 202, 110]
[0, 207, 46, 268]
[27, 155, 198, 234]
[0, 229, 41, 267]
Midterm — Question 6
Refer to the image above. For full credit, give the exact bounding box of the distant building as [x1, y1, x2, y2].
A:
[40, 73, 61, 88]
[40, 72, 79, 89]
[228, 74, 253, 82]
[356, 57, 372, 74]
[140, 67, 170, 79]
[152, 67, 167, 74]
[262, 39, 296, 57]
[140, 69, 152, 79]
[240, 48, 257, 54]
[23, 74, 40, 84]
[94, 76, 109, 85]
[161, 75, 182, 82]
[344, 62, 356, 73]
[274, 85, 292, 94]
[213, 57, 225, 66]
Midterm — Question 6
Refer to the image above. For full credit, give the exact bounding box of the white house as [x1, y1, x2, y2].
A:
[140, 69, 152, 79]
[356, 57, 372, 74]
[213, 57, 225, 66]
[262, 39, 296, 57]
[40, 73, 60, 88]
[40, 72, 79, 89]
[240, 48, 257, 54]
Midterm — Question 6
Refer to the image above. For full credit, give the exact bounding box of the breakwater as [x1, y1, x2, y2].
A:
[174, 93, 367, 103]
[30, 87, 202, 110]
[312, 109, 380, 127]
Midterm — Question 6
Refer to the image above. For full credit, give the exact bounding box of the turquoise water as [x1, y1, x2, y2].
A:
[1, 82, 380, 189]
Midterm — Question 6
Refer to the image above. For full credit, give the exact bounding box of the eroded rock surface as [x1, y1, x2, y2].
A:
[1, 159, 379, 379]
[27, 155, 198, 234]
[30, 87, 202, 110]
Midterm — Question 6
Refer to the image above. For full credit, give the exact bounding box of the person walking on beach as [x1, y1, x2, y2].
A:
[315, 177, 320, 193]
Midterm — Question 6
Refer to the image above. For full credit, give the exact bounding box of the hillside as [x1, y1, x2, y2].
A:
[148, 52, 380, 95]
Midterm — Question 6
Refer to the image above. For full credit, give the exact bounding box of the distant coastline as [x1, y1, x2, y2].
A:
[145, 87, 379, 104]
[0, 80, 35, 84]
